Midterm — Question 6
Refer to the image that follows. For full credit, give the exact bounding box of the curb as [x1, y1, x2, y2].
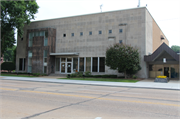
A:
[1, 77, 179, 91]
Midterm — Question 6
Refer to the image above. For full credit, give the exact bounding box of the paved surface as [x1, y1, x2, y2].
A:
[0, 80, 180, 119]
[0, 76, 179, 90]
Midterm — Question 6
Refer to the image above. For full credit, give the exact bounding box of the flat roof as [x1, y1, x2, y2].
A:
[32, 7, 146, 23]
[50, 53, 79, 56]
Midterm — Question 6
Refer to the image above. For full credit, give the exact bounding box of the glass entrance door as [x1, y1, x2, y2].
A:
[164, 67, 169, 78]
[67, 63, 72, 73]
[60, 58, 72, 74]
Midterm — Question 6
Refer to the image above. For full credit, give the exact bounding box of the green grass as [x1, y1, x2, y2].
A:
[1, 74, 37, 77]
[58, 77, 138, 83]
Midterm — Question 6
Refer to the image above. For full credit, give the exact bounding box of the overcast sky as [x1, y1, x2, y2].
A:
[27, 0, 180, 47]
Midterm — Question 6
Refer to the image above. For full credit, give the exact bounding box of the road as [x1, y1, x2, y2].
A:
[0, 79, 180, 119]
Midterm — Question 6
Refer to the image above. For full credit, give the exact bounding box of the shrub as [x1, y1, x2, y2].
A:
[1, 62, 15, 72]
[70, 73, 77, 77]
[85, 71, 91, 76]
[133, 75, 137, 79]
[32, 73, 40, 76]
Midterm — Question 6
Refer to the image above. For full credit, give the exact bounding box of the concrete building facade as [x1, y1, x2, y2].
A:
[16, 7, 170, 78]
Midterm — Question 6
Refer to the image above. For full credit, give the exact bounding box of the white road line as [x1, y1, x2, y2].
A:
[95, 117, 102, 119]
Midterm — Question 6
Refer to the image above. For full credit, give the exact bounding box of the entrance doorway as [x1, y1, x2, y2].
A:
[60, 58, 72, 74]
[164, 67, 169, 78]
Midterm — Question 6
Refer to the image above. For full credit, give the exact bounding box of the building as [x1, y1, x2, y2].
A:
[16, 7, 179, 79]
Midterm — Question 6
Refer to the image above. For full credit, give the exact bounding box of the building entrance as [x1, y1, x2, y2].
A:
[60, 58, 72, 74]
[164, 67, 169, 78]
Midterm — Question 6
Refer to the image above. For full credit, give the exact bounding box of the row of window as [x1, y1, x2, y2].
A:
[63, 29, 123, 37]
[55, 57, 105, 73]
[29, 31, 48, 47]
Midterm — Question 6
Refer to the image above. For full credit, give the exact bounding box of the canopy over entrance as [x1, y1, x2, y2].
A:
[50, 52, 79, 56]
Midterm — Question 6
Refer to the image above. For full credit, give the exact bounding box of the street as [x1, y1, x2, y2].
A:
[0, 79, 180, 119]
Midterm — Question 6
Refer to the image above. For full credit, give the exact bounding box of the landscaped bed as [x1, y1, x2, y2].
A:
[58, 77, 140, 83]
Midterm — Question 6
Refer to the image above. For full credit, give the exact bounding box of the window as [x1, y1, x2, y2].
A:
[63, 34, 66, 37]
[43, 50, 48, 73]
[19, 58, 25, 71]
[99, 57, 105, 72]
[40, 31, 44, 36]
[29, 32, 34, 47]
[44, 66, 47, 73]
[119, 40, 122, 44]
[79, 58, 84, 71]
[119, 29, 123, 33]
[80, 32, 83, 36]
[89, 31, 92, 35]
[67, 58, 72, 62]
[86, 57, 91, 72]
[44, 31, 48, 46]
[55, 58, 60, 71]
[109, 30, 112, 34]
[73, 58, 78, 72]
[71, 33, 74, 37]
[99, 31, 102, 34]
[28, 51, 32, 73]
[92, 57, 98, 72]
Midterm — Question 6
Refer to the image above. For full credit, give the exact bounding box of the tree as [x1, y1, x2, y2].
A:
[1, 0, 39, 56]
[3, 45, 16, 62]
[171, 45, 180, 53]
[106, 44, 141, 78]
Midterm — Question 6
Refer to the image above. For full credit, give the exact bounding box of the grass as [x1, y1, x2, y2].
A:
[1, 74, 37, 77]
[58, 77, 138, 83]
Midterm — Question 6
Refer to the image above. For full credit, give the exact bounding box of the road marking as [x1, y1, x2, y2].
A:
[1, 87, 180, 107]
[95, 117, 102, 119]
[0, 87, 17, 91]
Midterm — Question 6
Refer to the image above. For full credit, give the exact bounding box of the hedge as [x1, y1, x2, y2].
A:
[1, 62, 15, 72]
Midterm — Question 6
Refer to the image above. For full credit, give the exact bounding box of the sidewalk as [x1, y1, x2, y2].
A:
[0, 76, 179, 90]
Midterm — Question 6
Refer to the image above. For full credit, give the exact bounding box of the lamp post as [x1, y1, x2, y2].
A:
[119, 23, 127, 44]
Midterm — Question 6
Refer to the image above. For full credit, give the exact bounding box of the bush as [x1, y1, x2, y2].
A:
[1, 62, 15, 72]
[32, 73, 40, 76]
[85, 71, 91, 76]
[70, 73, 77, 77]
[133, 75, 137, 79]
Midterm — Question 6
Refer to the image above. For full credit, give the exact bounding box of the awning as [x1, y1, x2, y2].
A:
[50, 52, 79, 56]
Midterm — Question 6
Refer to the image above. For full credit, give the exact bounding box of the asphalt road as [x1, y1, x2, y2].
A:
[0, 79, 180, 119]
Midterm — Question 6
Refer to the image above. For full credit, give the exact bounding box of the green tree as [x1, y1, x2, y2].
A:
[1, 0, 39, 56]
[171, 45, 180, 53]
[106, 44, 141, 78]
[3, 45, 16, 62]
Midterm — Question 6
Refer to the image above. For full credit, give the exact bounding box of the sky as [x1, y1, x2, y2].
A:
[19, 0, 180, 47]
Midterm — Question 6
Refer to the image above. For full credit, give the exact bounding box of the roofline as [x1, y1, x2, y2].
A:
[144, 8, 169, 43]
[32, 7, 146, 23]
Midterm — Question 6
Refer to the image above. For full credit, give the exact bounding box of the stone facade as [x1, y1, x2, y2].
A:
[16, 7, 169, 78]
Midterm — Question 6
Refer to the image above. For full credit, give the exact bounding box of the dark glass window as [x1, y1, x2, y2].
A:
[119, 29, 123, 33]
[119, 40, 122, 44]
[44, 66, 47, 73]
[79, 58, 84, 72]
[99, 31, 102, 34]
[80, 32, 83, 36]
[63, 34, 66, 37]
[109, 30, 112, 34]
[89, 31, 92, 35]
[19, 58, 25, 71]
[21, 38, 23, 41]
[99, 57, 105, 72]
[93, 57, 98, 72]
[71, 33, 74, 37]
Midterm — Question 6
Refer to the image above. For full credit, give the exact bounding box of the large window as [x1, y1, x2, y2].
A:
[99, 57, 105, 72]
[86, 57, 91, 72]
[73, 58, 78, 72]
[56, 58, 60, 71]
[79, 58, 84, 72]
[28, 51, 32, 73]
[29, 32, 34, 47]
[43, 50, 48, 73]
[44, 31, 48, 46]
[92, 57, 98, 72]
[19, 58, 25, 71]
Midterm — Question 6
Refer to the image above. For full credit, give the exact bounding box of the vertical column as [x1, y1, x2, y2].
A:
[84, 57, 86, 72]
[91, 57, 92, 72]
[98, 57, 99, 72]
[78, 57, 79, 72]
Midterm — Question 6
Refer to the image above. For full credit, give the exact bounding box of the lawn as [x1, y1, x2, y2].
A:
[1, 74, 37, 77]
[58, 77, 138, 83]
